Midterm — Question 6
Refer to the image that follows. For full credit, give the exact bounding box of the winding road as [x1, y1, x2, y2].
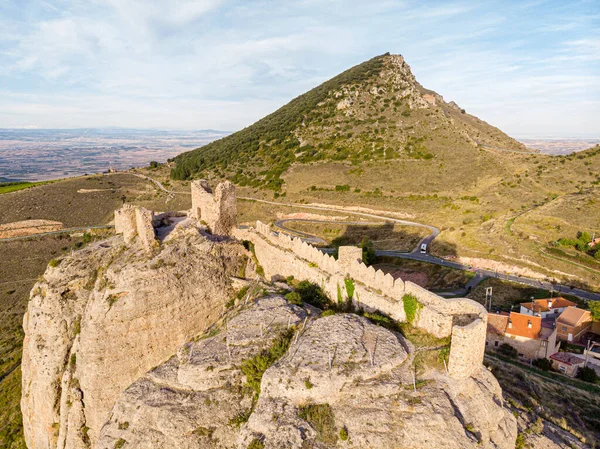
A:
[236, 198, 599, 302]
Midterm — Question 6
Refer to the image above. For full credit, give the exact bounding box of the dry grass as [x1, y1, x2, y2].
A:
[468, 278, 585, 312]
[486, 355, 600, 446]
[0, 234, 92, 448]
[286, 221, 428, 250]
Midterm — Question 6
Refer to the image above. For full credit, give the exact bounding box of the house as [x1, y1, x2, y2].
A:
[519, 297, 576, 318]
[486, 311, 559, 360]
[549, 352, 586, 377]
[556, 307, 593, 343]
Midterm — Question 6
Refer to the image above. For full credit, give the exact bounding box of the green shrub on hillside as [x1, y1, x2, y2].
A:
[171, 54, 388, 189]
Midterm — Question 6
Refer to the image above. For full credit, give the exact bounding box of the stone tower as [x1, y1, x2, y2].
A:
[190, 180, 237, 236]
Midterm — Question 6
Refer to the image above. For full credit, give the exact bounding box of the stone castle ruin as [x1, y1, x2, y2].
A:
[114, 204, 157, 249]
[191, 179, 237, 236]
[114, 180, 486, 379]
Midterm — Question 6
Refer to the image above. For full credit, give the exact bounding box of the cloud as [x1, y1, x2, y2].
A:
[0, 0, 598, 137]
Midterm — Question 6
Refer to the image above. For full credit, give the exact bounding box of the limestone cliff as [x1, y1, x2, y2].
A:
[22, 221, 517, 449]
[97, 297, 516, 449]
[21, 223, 247, 449]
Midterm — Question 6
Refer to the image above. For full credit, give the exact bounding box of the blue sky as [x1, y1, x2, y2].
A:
[0, 0, 598, 137]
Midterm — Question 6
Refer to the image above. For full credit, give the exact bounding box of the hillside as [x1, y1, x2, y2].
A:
[171, 53, 529, 189]
[170, 55, 600, 291]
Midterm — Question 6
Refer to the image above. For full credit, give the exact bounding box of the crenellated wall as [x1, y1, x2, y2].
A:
[235, 221, 487, 379]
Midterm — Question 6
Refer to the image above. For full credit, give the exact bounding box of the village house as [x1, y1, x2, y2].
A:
[556, 307, 593, 343]
[486, 311, 559, 360]
[519, 297, 576, 318]
[549, 352, 586, 377]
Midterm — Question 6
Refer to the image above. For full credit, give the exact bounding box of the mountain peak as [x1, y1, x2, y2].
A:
[172, 54, 527, 189]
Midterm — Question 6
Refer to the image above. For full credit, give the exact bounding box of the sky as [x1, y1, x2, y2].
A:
[0, 0, 598, 137]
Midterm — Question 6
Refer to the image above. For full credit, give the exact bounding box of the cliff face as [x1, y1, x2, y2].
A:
[21, 224, 247, 449]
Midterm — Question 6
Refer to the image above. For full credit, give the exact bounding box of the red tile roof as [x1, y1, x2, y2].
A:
[520, 297, 576, 313]
[505, 312, 542, 339]
[487, 313, 509, 335]
[550, 352, 585, 366]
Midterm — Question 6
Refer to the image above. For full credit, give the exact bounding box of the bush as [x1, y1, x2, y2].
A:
[576, 366, 599, 383]
[359, 236, 378, 266]
[294, 281, 329, 309]
[498, 343, 518, 358]
[149, 161, 159, 168]
[532, 358, 552, 371]
[247, 438, 265, 449]
[339, 426, 349, 441]
[285, 291, 302, 305]
[48, 258, 61, 268]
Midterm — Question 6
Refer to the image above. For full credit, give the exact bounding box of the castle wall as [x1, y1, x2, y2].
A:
[114, 204, 137, 245]
[114, 205, 156, 250]
[134, 207, 157, 250]
[235, 221, 487, 379]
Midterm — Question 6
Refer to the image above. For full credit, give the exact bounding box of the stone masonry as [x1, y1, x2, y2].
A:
[190, 180, 237, 236]
[233, 221, 488, 380]
[114, 204, 157, 250]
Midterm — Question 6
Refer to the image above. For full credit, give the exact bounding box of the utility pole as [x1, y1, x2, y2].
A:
[484, 287, 493, 311]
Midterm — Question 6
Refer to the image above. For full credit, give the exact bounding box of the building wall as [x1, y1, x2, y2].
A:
[235, 222, 488, 379]
[551, 360, 583, 377]
[557, 322, 592, 343]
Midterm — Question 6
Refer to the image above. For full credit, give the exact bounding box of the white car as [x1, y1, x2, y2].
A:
[420, 243, 427, 254]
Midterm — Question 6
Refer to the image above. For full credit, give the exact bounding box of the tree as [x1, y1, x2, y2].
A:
[149, 161, 159, 168]
[576, 366, 599, 383]
[359, 236, 378, 266]
[498, 343, 518, 358]
[532, 358, 552, 371]
[588, 301, 600, 321]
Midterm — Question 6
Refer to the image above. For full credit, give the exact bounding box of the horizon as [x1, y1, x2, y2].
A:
[1, 1, 599, 137]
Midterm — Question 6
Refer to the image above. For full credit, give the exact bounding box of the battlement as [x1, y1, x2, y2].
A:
[237, 221, 487, 379]
[114, 204, 157, 250]
[190, 180, 236, 236]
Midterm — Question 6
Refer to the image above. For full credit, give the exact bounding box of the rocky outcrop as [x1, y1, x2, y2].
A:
[21, 223, 248, 449]
[97, 298, 516, 449]
[22, 217, 516, 449]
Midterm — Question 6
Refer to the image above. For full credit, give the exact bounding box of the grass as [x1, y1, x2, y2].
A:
[402, 294, 421, 324]
[240, 328, 295, 398]
[297, 403, 338, 445]
[486, 354, 600, 445]
[0, 180, 56, 195]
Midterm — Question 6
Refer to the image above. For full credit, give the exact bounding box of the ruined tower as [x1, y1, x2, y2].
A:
[190, 180, 237, 236]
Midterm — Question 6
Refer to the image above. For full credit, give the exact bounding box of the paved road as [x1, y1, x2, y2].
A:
[0, 225, 114, 243]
